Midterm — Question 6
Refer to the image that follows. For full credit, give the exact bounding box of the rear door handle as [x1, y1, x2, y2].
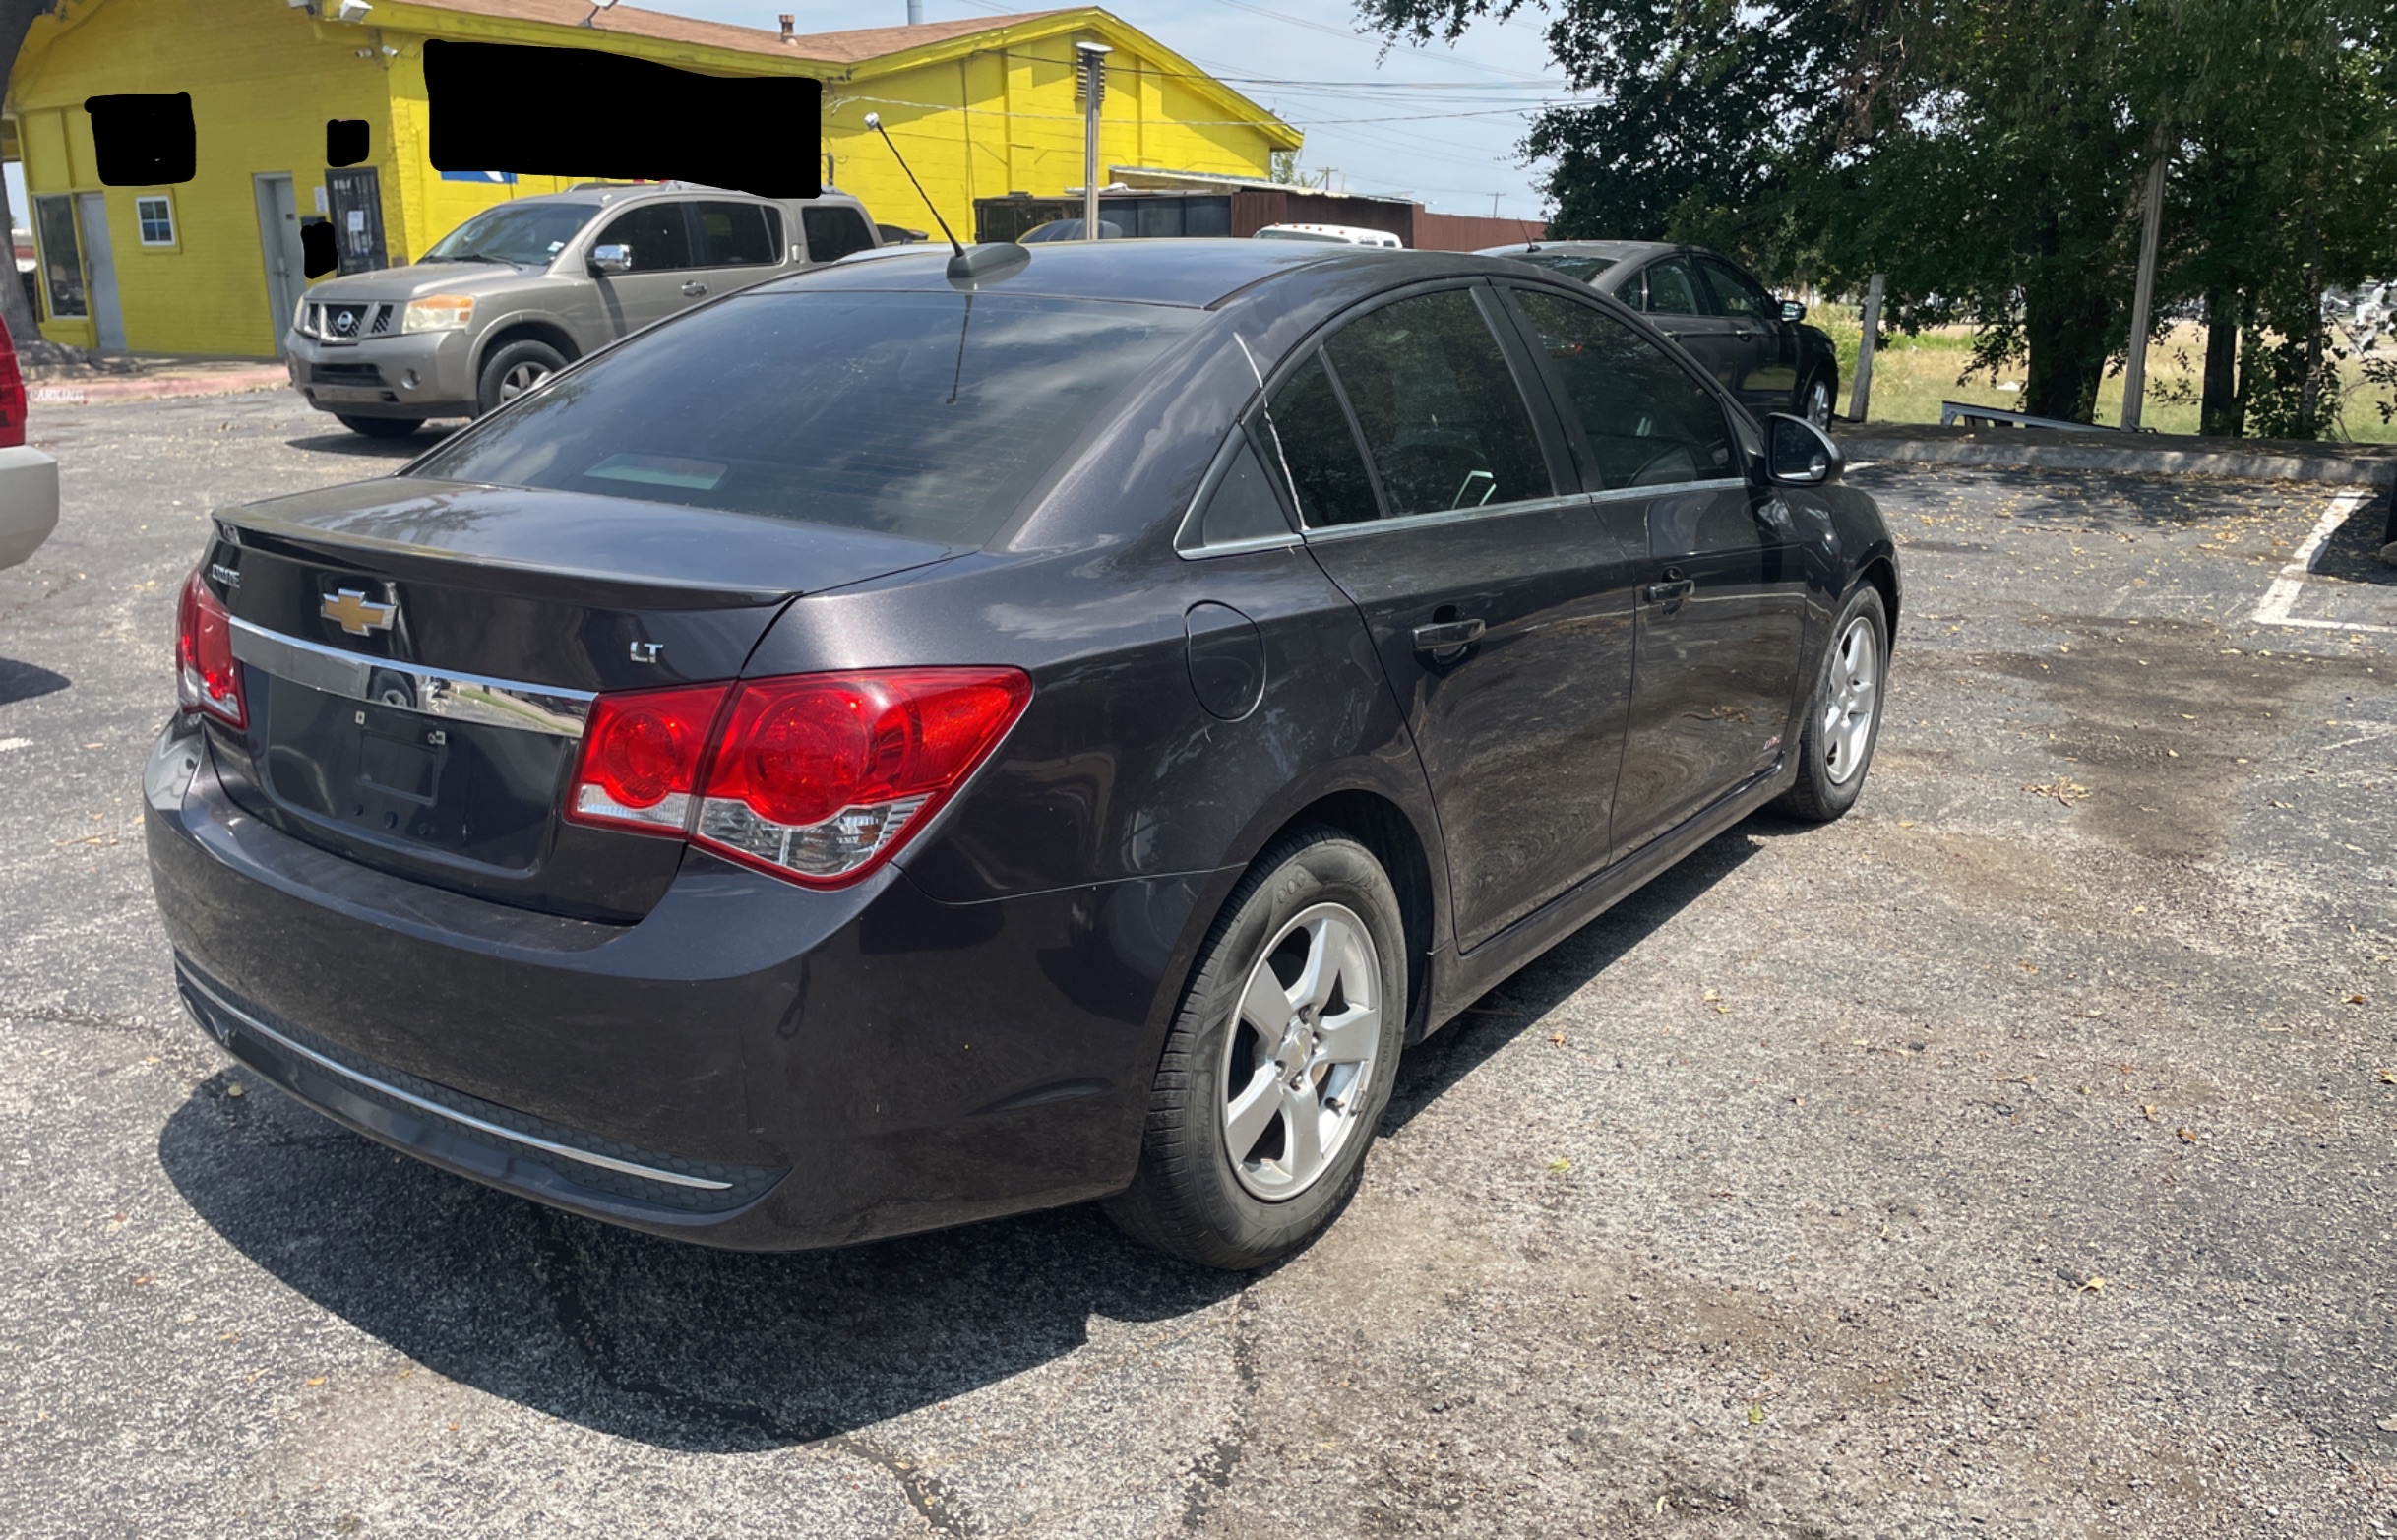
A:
[680, 281, 708, 296]
[1411, 618, 1485, 653]
[1642, 577, 1695, 604]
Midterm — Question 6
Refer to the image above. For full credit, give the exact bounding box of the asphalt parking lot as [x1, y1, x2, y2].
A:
[2, 393, 2392, 1539]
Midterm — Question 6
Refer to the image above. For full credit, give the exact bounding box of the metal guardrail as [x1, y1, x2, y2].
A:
[1938, 400, 2118, 433]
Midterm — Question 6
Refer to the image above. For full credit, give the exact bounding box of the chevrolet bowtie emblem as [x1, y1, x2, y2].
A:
[320, 587, 398, 637]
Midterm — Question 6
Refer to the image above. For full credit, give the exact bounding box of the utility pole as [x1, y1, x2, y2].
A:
[2120, 153, 2168, 430]
[1077, 40, 1111, 241]
[1848, 274, 1885, 424]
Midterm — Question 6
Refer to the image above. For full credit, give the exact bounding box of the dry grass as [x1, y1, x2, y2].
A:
[1811, 308, 2397, 442]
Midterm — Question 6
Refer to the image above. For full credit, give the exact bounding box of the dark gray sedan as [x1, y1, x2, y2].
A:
[1479, 240, 1842, 428]
[150, 239, 1895, 1270]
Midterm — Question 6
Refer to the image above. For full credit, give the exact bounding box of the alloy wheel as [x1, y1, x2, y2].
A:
[1220, 902, 1383, 1201]
[1807, 377, 1834, 429]
[1821, 614, 1879, 785]
[498, 361, 552, 402]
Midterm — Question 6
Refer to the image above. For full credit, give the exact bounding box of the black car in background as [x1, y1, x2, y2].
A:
[149, 240, 1896, 1270]
[1479, 240, 1843, 428]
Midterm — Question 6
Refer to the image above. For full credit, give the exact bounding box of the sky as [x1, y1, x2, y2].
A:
[672, 0, 1574, 220]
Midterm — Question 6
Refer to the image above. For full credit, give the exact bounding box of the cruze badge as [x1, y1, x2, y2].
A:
[321, 587, 398, 637]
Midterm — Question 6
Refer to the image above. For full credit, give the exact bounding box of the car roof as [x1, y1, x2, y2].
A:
[489, 184, 867, 210]
[1474, 239, 1679, 262]
[780, 238, 1525, 309]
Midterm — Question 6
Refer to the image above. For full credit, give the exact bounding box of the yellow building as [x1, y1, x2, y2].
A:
[4, 1, 1300, 357]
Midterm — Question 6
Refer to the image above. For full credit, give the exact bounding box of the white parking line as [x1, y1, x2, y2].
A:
[2249, 489, 2394, 634]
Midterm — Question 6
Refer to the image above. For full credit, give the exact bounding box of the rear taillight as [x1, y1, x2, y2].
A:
[0, 324, 25, 449]
[175, 570, 245, 727]
[564, 667, 1031, 889]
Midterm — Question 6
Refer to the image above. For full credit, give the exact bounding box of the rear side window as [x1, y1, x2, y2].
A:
[1259, 353, 1379, 527]
[411, 291, 1202, 545]
[1640, 258, 1704, 316]
[1321, 289, 1552, 516]
[595, 202, 692, 271]
[1182, 434, 1295, 550]
[1509, 289, 1736, 488]
[693, 202, 776, 266]
[802, 206, 876, 263]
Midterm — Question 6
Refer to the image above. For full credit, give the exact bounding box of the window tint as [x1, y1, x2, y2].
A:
[1509, 289, 1737, 488]
[692, 201, 776, 266]
[1641, 258, 1703, 316]
[802, 205, 876, 263]
[595, 202, 692, 271]
[1187, 434, 1295, 548]
[413, 291, 1201, 545]
[425, 200, 600, 265]
[1516, 252, 1616, 283]
[1696, 255, 1774, 321]
[1321, 289, 1553, 516]
[1259, 353, 1379, 527]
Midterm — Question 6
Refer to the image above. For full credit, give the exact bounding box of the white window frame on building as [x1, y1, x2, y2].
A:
[135, 194, 177, 249]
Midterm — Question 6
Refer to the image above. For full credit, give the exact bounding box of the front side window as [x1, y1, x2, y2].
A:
[1509, 288, 1735, 489]
[1258, 352, 1380, 527]
[802, 205, 876, 263]
[594, 202, 694, 272]
[412, 290, 1202, 545]
[1696, 255, 1775, 321]
[1321, 288, 1552, 517]
[423, 200, 600, 266]
[1640, 258, 1705, 316]
[135, 195, 175, 247]
[692, 201, 776, 266]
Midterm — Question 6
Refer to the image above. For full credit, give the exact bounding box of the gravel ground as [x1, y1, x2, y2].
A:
[1, 395, 2392, 1539]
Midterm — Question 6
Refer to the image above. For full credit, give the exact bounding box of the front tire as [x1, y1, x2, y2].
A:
[1800, 369, 1837, 429]
[475, 339, 568, 416]
[1106, 828, 1408, 1270]
[335, 414, 425, 439]
[1775, 583, 1887, 823]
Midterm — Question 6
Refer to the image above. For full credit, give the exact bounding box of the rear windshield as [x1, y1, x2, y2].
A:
[423, 201, 601, 266]
[1514, 252, 1618, 281]
[412, 290, 1204, 544]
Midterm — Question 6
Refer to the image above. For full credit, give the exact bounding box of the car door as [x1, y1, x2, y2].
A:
[587, 199, 700, 339]
[686, 199, 793, 300]
[1259, 283, 1642, 951]
[1501, 285, 1808, 863]
[1628, 255, 1747, 394]
[1693, 253, 1797, 410]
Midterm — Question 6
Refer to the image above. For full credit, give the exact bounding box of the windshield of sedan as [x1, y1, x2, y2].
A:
[1513, 252, 1618, 282]
[422, 200, 602, 266]
[412, 290, 1205, 544]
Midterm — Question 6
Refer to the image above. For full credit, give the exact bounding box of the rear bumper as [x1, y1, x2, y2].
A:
[284, 329, 475, 421]
[0, 445, 59, 569]
[145, 717, 1215, 1250]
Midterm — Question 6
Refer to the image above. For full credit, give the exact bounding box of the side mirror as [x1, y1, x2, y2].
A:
[1765, 413, 1841, 485]
[589, 243, 632, 274]
[1780, 299, 1807, 323]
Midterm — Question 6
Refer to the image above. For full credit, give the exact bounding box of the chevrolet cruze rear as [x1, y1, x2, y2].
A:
[151, 240, 1896, 1267]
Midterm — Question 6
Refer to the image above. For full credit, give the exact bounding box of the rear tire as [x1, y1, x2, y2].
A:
[1775, 583, 1887, 823]
[1106, 828, 1407, 1270]
[335, 414, 425, 439]
[475, 339, 568, 416]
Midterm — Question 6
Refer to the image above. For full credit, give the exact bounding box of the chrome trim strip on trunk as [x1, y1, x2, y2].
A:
[228, 617, 594, 738]
[180, 971, 735, 1192]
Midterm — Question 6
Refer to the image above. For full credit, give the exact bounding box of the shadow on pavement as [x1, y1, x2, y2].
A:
[2317, 485, 2396, 585]
[159, 1084, 1243, 1452]
[285, 424, 461, 460]
[0, 656, 70, 706]
[1382, 819, 1767, 1133]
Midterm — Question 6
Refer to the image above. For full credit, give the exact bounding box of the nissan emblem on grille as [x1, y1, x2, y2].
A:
[332, 308, 358, 336]
[320, 587, 397, 636]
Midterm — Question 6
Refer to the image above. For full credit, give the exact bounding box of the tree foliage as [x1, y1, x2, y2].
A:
[1359, 0, 2397, 432]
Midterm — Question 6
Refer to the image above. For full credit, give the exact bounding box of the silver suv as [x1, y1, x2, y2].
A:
[285, 184, 882, 437]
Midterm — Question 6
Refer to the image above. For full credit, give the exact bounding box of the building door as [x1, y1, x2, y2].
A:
[74, 193, 125, 352]
[325, 168, 388, 275]
[252, 174, 309, 358]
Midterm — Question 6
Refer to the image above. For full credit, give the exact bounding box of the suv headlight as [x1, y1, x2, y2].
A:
[401, 295, 476, 334]
[292, 296, 315, 337]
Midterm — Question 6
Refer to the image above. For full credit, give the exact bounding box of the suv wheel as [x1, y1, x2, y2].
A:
[475, 339, 568, 416]
[334, 414, 425, 440]
[1105, 827, 1407, 1270]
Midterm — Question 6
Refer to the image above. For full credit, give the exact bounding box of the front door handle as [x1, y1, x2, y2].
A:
[1411, 618, 1485, 654]
[680, 280, 709, 296]
[1642, 574, 1695, 604]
